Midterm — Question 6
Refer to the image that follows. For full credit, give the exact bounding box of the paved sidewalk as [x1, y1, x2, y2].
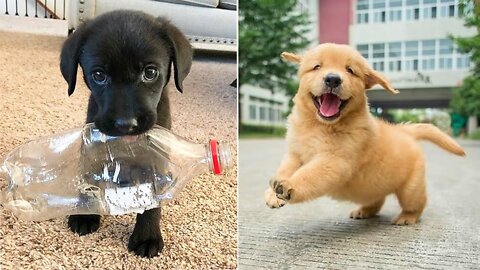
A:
[238, 139, 480, 269]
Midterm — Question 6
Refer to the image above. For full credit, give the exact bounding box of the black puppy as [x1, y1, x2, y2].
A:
[60, 10, 193, 257]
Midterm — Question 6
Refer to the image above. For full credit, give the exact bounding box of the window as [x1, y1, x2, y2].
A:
[438, 39, 454, 70]
[449, 5, 455, 16]
[423, 6, 437, 19]
[423, 7, 430, 18]
[390, 0, 403, 7]
[249, 105, 256, 120]
[357, 0, 369, 10]
[388, 42, 402, 72]
[439, 58, 453, 69]
[440, 1, 457, 18]
[422, 40, 436, 56]
[405, 41, 419, 56]
[389, 0, 403, 21]
[439, 39, 453, 55]
[421, 39, 436, 70]
[374, 11, 386, 22]
[357, 13, 369, 23]
[405, 41, 419, 71]
[406, 8, 420, 20]
[269, 108, 275, 121]
[373, 0, 386, 9]
[389, 42, 402, 57]
[373, 61, 385, 71]
[457, 56, 470, 69]
[357, 44, 369, 59]
[406, 0, 420, 20]
[356, 0, 370, 24]
[389, 9, 402, 21]
[372, 42, 385, 71]
[372, 43, 385, 58]
[405, 59, 419, 71]
[372, 0, 386, 22]
[422, 59, 435, 70]
[259, 107, 266, 120]
[389, 60, 402, 71]
[440, 5, 448, 16]
[366, 38, 468, 73]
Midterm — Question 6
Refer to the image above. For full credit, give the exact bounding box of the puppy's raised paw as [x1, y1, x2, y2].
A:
[270, 178, 292, 201]
[265, 187, 286, 208]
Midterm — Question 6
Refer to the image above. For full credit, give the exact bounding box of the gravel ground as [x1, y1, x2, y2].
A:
[0, 31, 237, 269]
[239, 138, 480, 269]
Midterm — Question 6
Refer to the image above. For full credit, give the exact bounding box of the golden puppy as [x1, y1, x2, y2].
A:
[265, 43, 465, 225]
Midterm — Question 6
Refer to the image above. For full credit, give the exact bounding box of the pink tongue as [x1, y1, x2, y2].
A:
[319, 93, 341, 117]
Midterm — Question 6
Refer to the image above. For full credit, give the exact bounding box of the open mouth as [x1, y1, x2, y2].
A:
[312, 93, 349, 120]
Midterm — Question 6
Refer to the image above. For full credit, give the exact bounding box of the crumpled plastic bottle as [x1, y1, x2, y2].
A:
[0, 124, 232, 221]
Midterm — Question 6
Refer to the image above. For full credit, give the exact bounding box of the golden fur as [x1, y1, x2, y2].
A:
[265, 43, 465, 225]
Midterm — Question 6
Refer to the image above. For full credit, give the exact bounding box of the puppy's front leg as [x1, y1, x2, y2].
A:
[128, 207, 164, 258]
[272, 156, 351, 204]
[265, 153, 301, 208]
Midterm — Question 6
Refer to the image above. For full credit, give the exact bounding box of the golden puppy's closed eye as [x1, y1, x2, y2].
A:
[265, 43, 465, 226]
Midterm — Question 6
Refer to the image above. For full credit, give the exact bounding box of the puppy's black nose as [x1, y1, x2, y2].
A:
[324, 73, 342, 88]
[114, 118, 138, 134]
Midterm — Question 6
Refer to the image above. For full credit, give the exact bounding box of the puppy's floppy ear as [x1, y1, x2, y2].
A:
[60, 23, 91, 96]
[365, 69, 399, 94]
[281, 52, 302, 64]
[162, 20, 193, 93]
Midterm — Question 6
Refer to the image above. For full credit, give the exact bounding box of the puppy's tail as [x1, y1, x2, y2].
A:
[402, 123, 465, 156]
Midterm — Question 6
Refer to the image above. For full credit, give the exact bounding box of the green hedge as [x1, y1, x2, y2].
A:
[240, 124, 287, 136]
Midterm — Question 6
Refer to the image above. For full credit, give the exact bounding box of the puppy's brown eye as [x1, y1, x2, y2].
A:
[313, 64, 321, 70]
[346, 67, 355, 75]
[142, 65, 159, 82]
[92, 70, 107, 85]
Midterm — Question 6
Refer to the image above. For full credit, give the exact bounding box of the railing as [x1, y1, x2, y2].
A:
[3, 0, 66, 20]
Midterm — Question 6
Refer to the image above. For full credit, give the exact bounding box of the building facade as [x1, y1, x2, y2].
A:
[241, 0, 476, 130]
[319, 0, 475, 109]
[239, 85, 290, 127]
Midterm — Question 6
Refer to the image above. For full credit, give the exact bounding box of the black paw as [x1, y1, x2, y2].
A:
[270, 178, 292, 201]
[68, 215, 100, 236]
[128, 230, 164, 258]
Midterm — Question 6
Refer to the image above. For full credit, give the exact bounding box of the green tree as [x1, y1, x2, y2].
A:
[239, 0, 311, 92]
[450, 0, 480, 118]
[450, 76, 480, 117]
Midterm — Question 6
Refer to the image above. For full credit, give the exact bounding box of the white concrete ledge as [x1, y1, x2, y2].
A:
[0, 15, 68, 37]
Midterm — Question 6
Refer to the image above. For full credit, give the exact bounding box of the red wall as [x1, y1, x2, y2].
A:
[318, 0, 353, 44]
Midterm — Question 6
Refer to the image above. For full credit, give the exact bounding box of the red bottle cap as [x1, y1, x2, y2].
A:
[209, 139, 221, 175]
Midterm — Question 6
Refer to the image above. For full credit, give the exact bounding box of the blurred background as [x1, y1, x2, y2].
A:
[239, 0, 480, 140]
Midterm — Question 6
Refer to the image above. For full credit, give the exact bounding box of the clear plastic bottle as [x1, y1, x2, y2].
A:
[0, 124, 232, 221]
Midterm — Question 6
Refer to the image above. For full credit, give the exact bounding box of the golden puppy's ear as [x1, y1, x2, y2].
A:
[365, 70, 399, 94]
[281, 52, 302, 64]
